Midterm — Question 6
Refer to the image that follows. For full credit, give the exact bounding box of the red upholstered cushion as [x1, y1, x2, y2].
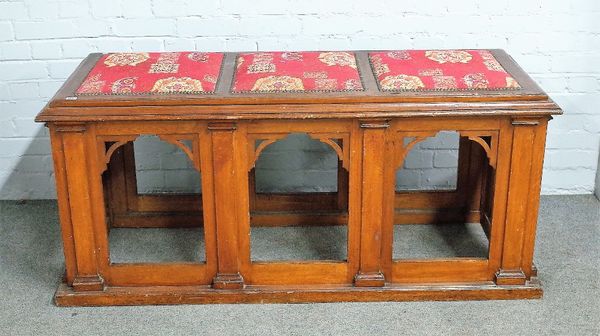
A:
[369, 50, 520, 91]
[76, 52, 224, 95]
[231, 51, 364, 93]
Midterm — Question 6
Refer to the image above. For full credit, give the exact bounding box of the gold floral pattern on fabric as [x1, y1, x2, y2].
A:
[303, 71, 328, 79]
[370, 55, 390, 76]
[203, 74, 218, 83]
[149, 52, 180, 73]
[380, 75, 425, 90]
[111, 77, 137, 94]
[77, 74, 105, 94]
[506, 77, 520, 88]
[148, 63, 179, 73]
[315, 78, 338, 90]
[253, 53, 274, 63]
[387, 51, 411, 60]
[479, 50, 504, 71]
[151, 77, 204, 93]
[247, 53, 276, 73]
[418, 68, 444, 76]
[432, 76, 457, 89]
[251, 75, 305, 92]
[344, 79, 362, 90]
[187, 52, 210, 62]
[425, 50, 473, 64]
[463, 73, 489, 89]
[281, 52, 303, 61]
[104, 53, 150, 67]
[248, 62, 276, 74]
[318, 52, 357, 69]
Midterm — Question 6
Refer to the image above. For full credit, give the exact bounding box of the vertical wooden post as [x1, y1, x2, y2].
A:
[208, 122, 245, 289]
[52, 123, 104, 291]
[463, 138, 486, 224]
[104, 144, 130, 228]
[336, 159, 349, 210]
[495, 118, 548, 285]
[354, 119, 389, 287]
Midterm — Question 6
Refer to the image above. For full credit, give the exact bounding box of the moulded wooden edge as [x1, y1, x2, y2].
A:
[54, 278, 542, 306]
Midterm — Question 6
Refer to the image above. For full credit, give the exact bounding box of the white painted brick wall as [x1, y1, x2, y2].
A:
[1, 0, 599, 199]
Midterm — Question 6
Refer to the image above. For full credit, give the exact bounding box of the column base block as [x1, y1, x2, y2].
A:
[495, 269, 527, 285]
[213, 273, 244, 289]
[72, 275, 104, 292]
[354, 272, 385, 287]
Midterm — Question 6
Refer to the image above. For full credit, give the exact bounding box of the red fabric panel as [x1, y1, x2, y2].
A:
[231, 51, 364, 93]
[369, 50, 520, 91]
[76, 52, 224, 95]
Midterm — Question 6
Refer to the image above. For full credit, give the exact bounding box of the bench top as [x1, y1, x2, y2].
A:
[37, 49, 561, 122]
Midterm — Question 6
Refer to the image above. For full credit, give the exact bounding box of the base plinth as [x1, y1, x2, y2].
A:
[54, 278, 542, 306]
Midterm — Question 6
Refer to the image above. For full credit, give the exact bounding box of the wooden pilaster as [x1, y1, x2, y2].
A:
[354, 120, 389, 287]
[208, 122, 245, 289]
[52, 123, 104, 291]
[496, 118, 548, 285]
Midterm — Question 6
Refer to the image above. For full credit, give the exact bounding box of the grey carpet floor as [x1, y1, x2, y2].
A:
[110, 223, 487, 262]
[0, 195, 598, 335]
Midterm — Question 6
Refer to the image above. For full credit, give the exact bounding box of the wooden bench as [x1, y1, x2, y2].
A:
[36, 50, 561, 306]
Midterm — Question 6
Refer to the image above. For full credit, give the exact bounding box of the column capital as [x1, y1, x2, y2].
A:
[359, 119, 390, 129]
[511, 118, 540, 126]
[208, 121, 237, 131]
[54, 123, 87, 132]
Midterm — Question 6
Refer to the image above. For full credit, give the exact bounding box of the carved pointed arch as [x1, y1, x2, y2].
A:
[248, 132, 351, 171]
[308, 133, 350, 170]
[461, 131, 498, 168]
[394, 131, 438, 169]
[248, 133, 288, 171]
[98, 135, 137, 173]
[394, 130, 498, 170]
[157, 135, 201, 171]
[98, 134, 201, 173]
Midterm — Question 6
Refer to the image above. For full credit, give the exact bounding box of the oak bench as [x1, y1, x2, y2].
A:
[35, 50, 561, 306]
